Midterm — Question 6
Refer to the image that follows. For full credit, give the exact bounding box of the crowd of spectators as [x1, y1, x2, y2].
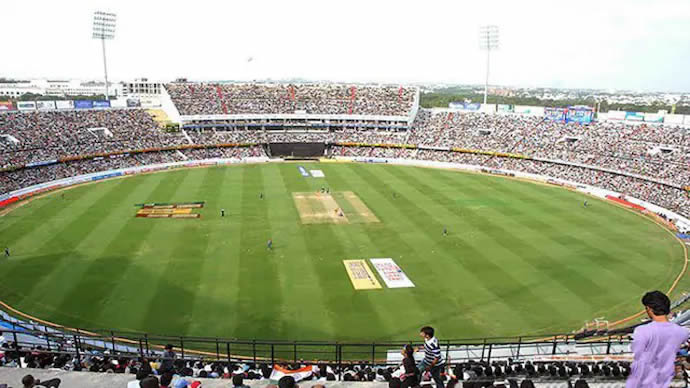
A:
[1, 107, 689, 219]
[166, 83, 416, 116]
[0, 343, 640, 388]
[0, 109, 185, 169]
[408, 111, 690, 188]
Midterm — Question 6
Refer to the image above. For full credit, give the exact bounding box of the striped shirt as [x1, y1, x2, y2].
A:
[423, 336, 444, 365]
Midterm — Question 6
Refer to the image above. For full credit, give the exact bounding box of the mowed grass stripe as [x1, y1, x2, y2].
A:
[407, 168, 606, 320]
[491, 176, 684, 313]
[7, 177, 148, 319]
[430, 168, 680, 325]
[0, 164, 683, 340]
[261, 164, 337, 341]
[346, 164, 551, 334]
[333, 163, 530, 337]
[0, 184, 99, 255]
[184, 166, 238, 337]
[494, 177, 666, 270]
[235, 164, 285, 339]
[368, 164, 574, 332]
[0, 178, 136, 314]
[277, 164, 389, 341]
[404, 166, 617, 317]
[136, 167, 228, 336]
[198, 166, 246, 338]
[321, 164, 489, 339]
[0, 184, 99, 239]
[45, 170, 195, 330]
[479, 175, 669, 288]
[433, 169, 657, 290]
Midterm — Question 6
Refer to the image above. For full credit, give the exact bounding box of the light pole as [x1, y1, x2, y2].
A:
[479, 25, 499, 105]
[92, 11, 116, 100]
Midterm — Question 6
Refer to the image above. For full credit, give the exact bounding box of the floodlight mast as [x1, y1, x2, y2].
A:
[479, 25, 499, 105]
[92, 11, 116, 101]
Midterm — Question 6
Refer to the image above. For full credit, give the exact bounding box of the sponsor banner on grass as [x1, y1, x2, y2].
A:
[370, 258, 415, 288]
[343, 260, 382, 290]
[55, 100, 75, 110]
[270, 365, 313, 382]
[297, 165, 310, 177]
[310, 169, 325, 178]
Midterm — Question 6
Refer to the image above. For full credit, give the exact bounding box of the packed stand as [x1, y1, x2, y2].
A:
[0, 152, 183, 194]
[0, 109, 185, 169]
[409, 111, 690, 188]
[166, 83, 416, 116]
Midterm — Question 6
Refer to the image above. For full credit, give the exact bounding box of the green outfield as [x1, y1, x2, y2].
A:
[0, 162, 685, 341]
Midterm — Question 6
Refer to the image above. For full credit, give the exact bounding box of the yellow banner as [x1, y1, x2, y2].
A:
[343, 260, 382, 290]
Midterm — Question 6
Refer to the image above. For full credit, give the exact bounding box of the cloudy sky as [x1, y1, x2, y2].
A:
[2, 0, 689, 91]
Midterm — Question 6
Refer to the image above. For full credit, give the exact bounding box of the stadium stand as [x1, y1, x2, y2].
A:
[1, 87, 690, 223]
[166, 83, 417, 116]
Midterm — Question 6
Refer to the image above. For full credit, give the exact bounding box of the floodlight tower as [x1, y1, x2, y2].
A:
[479, 25, 499, 104]
[92, 11, 117, 100]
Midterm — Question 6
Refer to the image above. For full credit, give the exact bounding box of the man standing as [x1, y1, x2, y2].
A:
[417, 326, 445, 388]
[626, 291, 689, 388]
[221, 208, 225, 217]
[4, 247, 9, 258]
[267, 239, 273, 251]
[159, 344, 176, 375]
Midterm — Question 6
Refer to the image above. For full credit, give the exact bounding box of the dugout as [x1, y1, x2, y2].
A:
[269, 142, 326, 158]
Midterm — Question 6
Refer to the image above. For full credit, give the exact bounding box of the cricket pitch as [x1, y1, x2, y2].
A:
[292, 191, 378, 224]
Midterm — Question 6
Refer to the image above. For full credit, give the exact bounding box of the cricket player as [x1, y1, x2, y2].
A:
[221, 208, 225, 217]
[260, 192, 264, 200]
[267, 239, 273, 250]
[442, 227, 447, 237]
[584, 200, 588, 208]
[4, 247, 9, 257]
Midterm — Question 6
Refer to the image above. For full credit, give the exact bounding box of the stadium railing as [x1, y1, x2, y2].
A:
[0, 317, 633, 368]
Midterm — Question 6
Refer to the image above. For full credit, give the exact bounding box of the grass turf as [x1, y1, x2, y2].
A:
[0, 162, 685, 343]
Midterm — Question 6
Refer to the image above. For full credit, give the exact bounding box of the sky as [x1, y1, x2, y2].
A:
[2, 0, 689, 92]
